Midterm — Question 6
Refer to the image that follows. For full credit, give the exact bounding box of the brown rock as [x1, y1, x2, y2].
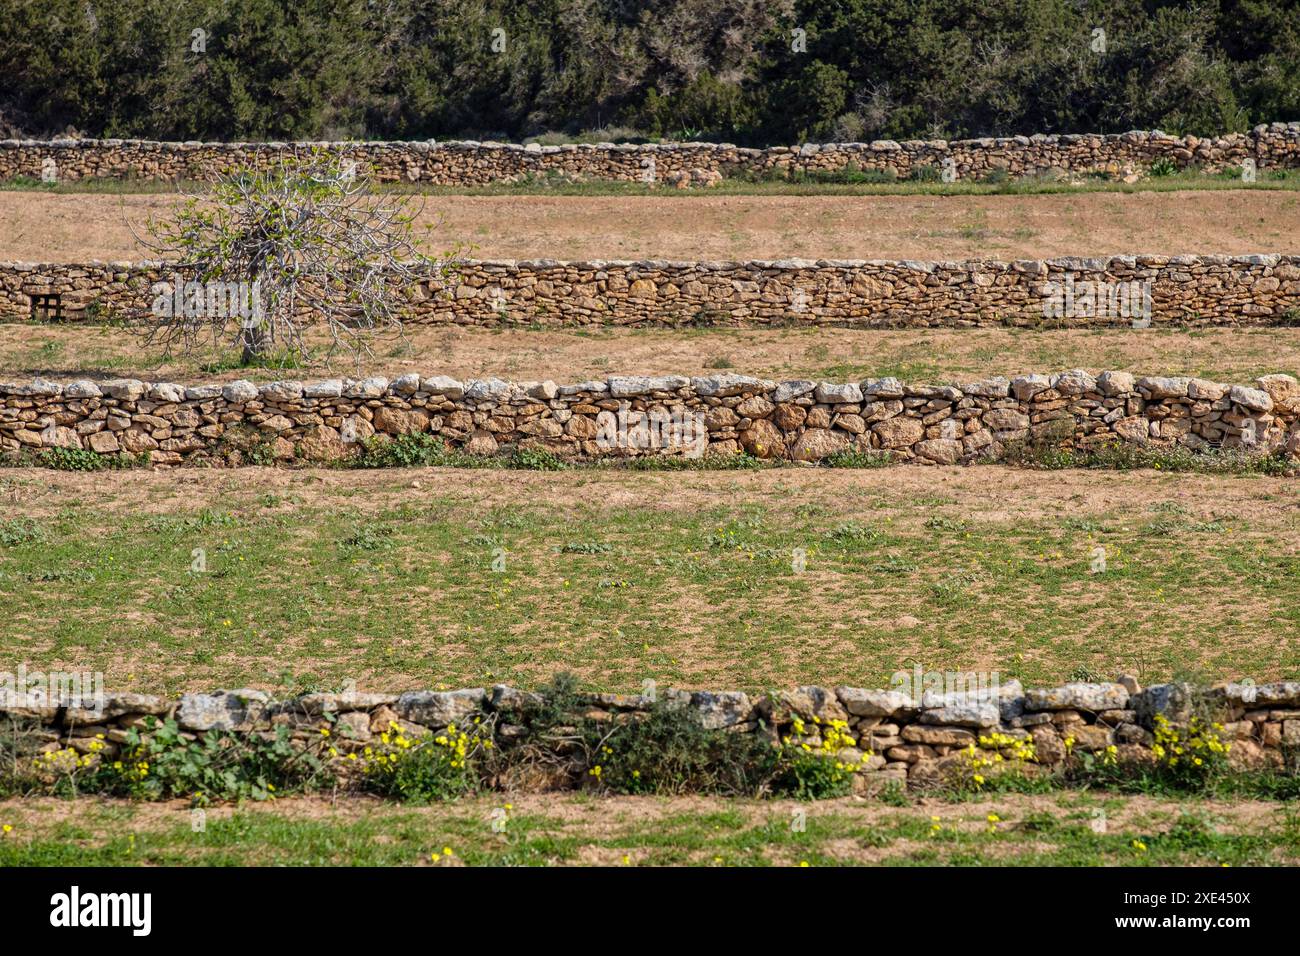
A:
[373, 406, 429, 435]
[740, 419, 786, 458]
[295, 425, 347, 461]
[1064, 725, 1113, 752]
[772, 403, 807, 430]
[566, 415, 599, 439]
[805, 406, 832, 429]
[790, 427, 848, 461]
[886, 743, 936, 763]
[1029, 725, 1066, 763]
[87, 430, 120, 454]
[736, 395, 774, 419]
[464, 429, 499, 456]
[119, 427, 158, 453]
[704, 406, 739, 428]
[901, 725, 976, 746]
[914, 438, 963, 464]
[835, 413, 866, 435]
[873, 416, 925, 448]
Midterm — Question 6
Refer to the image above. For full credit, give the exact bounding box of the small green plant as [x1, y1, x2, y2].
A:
[558, 541, 613, 554]
[354, 432, 449, 468]
[37, 447, 148, 472]
[825, 448, 893, 468]
[0, 517, 45, 547]
[1069, 664, 1108, 683]
[36, 717, 333, 804]
[955, 732, 1040, 792]
[1004, 436, 1296, 476]
[217, 424, 279, 466]
[769, 716, 871, 799]
[878, 781, 910, 806]
[506, 447, 569, 471]
[1148, 714, 1231, 790]
[359, 718, 489, 802]
[626, 452, 767, 471]
[822, 521, 881, 545]
[924, 516, 968, 532]
[338, 523, 396, 553]
[1148, 157, 1179, 177]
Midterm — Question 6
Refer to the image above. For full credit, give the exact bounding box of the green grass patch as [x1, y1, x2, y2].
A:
[0, 790, 1293, 866]
[2, 469, 1297, 693]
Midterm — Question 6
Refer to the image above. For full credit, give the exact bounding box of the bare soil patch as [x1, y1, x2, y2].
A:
[6, 462, 1299, 525]
[3, 190, 1297, 263]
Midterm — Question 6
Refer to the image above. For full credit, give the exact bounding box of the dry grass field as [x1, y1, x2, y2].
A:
[5, 325, 1300, 387]
[1, 188, 1297, 263]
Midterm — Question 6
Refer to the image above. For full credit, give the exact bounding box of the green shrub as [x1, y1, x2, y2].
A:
[825, 448, 893, 468]
[354, 432, 449, 468]
[587, 704, 777, 796]
[1059, 713, 1233, 796]
[822, 521, 881, 544]
[506, 447, 568, 471]
[1069, 664, 1109, 683]
[358, 720, 486, 803]
[1004, 437, 1297, 476]
[49, 717, 333, 805]
[626, 452, 767, 471]
[338, 523, 396, 553]
[769, 748, 856, 799]
[37, 447, 147, 472]
[217, 424, 279, 466]
[767, 717, 870, 799]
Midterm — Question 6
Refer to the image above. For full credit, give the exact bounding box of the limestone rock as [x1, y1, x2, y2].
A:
[836, 687, 918, 719]
[177, 689, 270, 732]
[1025, 683, 1129, 712]
[395, 689, 487, 727]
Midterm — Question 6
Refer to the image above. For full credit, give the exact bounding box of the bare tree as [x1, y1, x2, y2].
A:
[134, 147, 457, 368]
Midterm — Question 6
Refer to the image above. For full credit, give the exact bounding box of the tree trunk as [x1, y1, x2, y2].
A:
[239, 274, 267, 365]
[239, 323, 268, 365]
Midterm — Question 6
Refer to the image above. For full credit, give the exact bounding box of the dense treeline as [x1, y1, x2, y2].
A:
[2, 0, 1297, 144]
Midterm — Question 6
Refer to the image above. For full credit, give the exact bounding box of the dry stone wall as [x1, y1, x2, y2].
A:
[5, 255, 1300, 328]
[3, 369, 1298, 466]
[2, 124, 1298, 184]
[8, 678, 1298, 790]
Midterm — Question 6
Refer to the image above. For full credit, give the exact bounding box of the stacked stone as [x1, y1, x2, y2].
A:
[2, 124, 1297, 184]
[7, 679, 1297, 790]
[5, 255, 1300, 327]
[2, 370, 1298, 465]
